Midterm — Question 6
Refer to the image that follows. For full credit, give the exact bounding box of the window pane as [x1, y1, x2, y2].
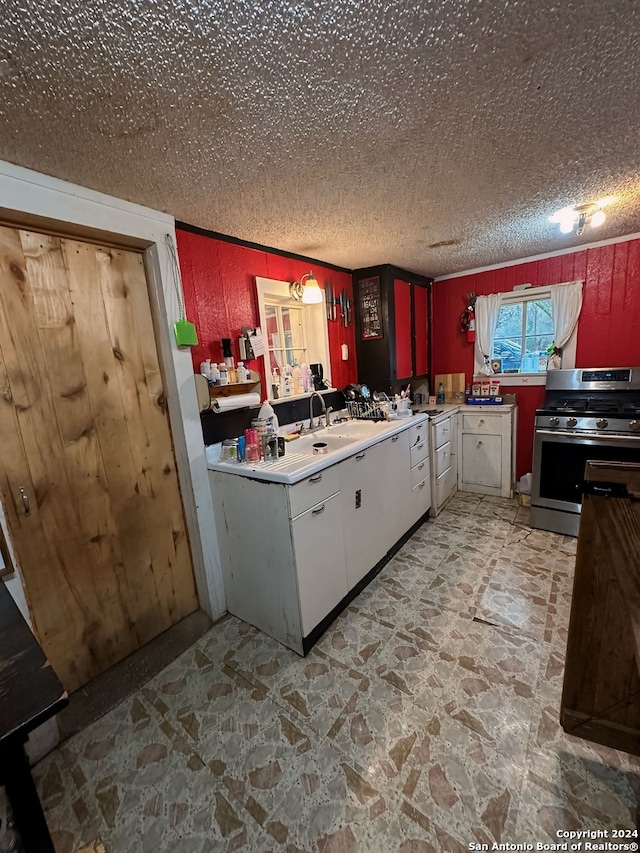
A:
[494, 303, 522, 339]
[526, 299, 553, 336]
[265, 306, 280, 349]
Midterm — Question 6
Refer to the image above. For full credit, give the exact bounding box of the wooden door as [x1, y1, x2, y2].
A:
[0, 226, 198, 692]
[413, 284, 428, 376]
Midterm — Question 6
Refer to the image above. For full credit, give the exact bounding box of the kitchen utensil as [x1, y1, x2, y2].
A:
[345, 295, 352, 326]
[326, 280, 333, 321]
[340, 289, 348, 326]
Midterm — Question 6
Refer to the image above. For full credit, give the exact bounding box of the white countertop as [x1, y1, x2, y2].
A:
[207, 413, 429, 485]
[413, 402, 515, 422]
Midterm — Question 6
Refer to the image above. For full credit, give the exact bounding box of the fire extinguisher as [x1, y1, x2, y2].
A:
[460, 292, 476, 344]
[466, 304, 475, 343]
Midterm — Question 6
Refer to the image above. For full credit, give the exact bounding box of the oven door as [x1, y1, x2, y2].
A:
[532, 429, 640, 514]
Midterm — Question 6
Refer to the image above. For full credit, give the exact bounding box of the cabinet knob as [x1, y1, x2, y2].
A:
[477, 440, 483, 447]
[356, 452, 366, 460]
[392, 435, 399, 442]
[418, 462, 424, 470]
[418, 481, 425, 489]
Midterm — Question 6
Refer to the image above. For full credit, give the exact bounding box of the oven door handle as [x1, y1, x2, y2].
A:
[536, 429, 639, 442]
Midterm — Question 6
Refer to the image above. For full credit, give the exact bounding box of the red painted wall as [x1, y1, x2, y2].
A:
[176, 228, 358, 394]
[432, 238, 640, 479]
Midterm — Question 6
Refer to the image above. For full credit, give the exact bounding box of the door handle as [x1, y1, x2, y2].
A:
[356, 452, 366, 460]
[392, 435, 399, 442]
[20, 486, 31, 517]
[312, 504, 326, 515]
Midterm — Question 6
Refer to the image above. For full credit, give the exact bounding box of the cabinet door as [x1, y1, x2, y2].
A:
[340, 446, 385, 589]
[394, 278, 412, 380]
[414, 285, 428, 376]
[379, 431, 412, 546]
[461, 433, 503, 489]
[292, 493, 348, 636]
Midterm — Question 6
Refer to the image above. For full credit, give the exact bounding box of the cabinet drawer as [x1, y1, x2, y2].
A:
[433, 417, 452, 449]
[411, 457, 429, 488]
[462, 414, 502, 433]
[288, 466, 340, 518]
[408, 422, 427, 449]
[409, 438, 429, 468]
[412, 475, 431, 511]
[435, 467, 454, 507]
[435, 441, 451, 478]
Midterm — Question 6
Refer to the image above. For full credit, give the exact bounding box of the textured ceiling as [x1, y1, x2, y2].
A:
[1, 0, 640, 278]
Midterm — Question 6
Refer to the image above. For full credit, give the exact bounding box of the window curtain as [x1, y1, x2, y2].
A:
[474, 294, 503, 375]
[548, 280, 583, 368]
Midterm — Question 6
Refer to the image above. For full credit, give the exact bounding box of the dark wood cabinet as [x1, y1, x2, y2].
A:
[352, 264, 432, 395]
[561, 460, 640, 755]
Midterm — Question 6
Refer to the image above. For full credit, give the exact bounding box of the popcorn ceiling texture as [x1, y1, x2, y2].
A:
[1, 0, 639, 277]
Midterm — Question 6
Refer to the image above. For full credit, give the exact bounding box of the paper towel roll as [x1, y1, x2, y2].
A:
[212, 393, 261, 413]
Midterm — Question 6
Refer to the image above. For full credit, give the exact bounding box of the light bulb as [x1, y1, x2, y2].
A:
[591, 210, 606, 227]
[559, 216, 574, 234]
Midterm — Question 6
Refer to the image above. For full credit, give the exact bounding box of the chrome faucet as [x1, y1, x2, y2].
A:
[309, 391, 331, 429]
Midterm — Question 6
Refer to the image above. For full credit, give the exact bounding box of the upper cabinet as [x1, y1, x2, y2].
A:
[352, 264, 432, 394]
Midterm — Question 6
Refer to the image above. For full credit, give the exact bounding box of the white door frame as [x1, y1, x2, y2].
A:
[0, 160, 226, 625]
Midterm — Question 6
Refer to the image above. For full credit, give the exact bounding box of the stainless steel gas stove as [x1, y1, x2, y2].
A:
[530, 367, 640, 536]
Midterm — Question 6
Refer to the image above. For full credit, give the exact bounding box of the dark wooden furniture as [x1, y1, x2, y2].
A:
[352, 264, 432, 395]
[0, 580, 68, 852]
[561, 460, 640, 755]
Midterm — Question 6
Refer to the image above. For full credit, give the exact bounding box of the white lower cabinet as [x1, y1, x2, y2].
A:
[292, 493, 348, 635]
[209, 415, 431, 655]
[429, 411, 457, 516]
[458, 409, 515, 497]
[340, 446, 385, 589]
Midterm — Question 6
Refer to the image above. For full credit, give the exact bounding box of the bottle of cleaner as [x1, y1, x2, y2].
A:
[271, 367, 280, 399]
[237, 361, 247, 382]
[437, 382, 445, 404]
[292, 360, 304, 395]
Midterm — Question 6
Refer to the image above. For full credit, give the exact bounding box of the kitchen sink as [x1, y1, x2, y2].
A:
[322, 420, 386, 438]
[293, 433, 359, 455]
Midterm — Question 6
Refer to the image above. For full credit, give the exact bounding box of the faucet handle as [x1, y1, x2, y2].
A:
[325, 406, 333, 427]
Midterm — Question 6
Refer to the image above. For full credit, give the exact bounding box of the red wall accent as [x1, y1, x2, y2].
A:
[176, 229, 358, 395]
[432, 238, 640, 479]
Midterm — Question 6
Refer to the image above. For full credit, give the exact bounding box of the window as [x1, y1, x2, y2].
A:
[255, 277, 331, 400]
[492, 296, 553, 375]
[474, 282, 582, 385]
[264, 299, 308, 374]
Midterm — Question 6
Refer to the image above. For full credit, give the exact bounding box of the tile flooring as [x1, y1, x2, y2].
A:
[27, 495, 640, 850]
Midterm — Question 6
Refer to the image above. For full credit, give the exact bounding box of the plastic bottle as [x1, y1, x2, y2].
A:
[271, 367, 280, 399]
[292, 360, 304, 395]
[210, 362, 220, 385]
[237, 361, 247, 382]
[465, 383, 472, 403]
[436, 382, 445, 404]
[301, 363, 311, 393]
[219, 363, 228, 386]
[283, 366, 293, 398]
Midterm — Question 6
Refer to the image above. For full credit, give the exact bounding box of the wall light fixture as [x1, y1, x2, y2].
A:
[289, 271, 323, 304]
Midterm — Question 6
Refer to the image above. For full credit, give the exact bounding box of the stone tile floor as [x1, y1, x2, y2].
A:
[24, 495, 640, 850]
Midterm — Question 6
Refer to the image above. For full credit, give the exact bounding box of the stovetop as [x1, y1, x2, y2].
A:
[540, 397, 640, 417]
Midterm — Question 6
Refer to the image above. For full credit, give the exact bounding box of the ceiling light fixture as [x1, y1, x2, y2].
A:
[549, 196, 616, 236]
[289, 271, 323, 304]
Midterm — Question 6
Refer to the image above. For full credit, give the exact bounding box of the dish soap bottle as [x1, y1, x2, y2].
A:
[436, 382, 445, 405]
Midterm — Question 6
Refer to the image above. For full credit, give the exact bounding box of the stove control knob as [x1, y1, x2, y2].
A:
[630, 419, 640, 431]
[549, 416, 560, 427]
[566, 417, 577, 428]
[596, 418, 608, 429]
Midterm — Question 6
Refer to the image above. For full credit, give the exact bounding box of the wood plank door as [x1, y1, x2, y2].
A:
[0, 226, 198, 692]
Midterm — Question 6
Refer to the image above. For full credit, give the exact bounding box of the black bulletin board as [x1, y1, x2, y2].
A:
[359, 276, 384, 340]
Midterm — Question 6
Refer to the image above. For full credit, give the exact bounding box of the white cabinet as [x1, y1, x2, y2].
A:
[408, 422, 431, 525]
[458, 408, 515, 498]
[292, 493, 348, 635]
[340, 445, 386, 589]
[429, 411, 457, 516]
[209, 415, 431, 655]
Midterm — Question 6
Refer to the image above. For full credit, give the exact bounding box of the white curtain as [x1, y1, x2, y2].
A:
[549, 280, 583, 368]
[475, 293, 503, 375]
